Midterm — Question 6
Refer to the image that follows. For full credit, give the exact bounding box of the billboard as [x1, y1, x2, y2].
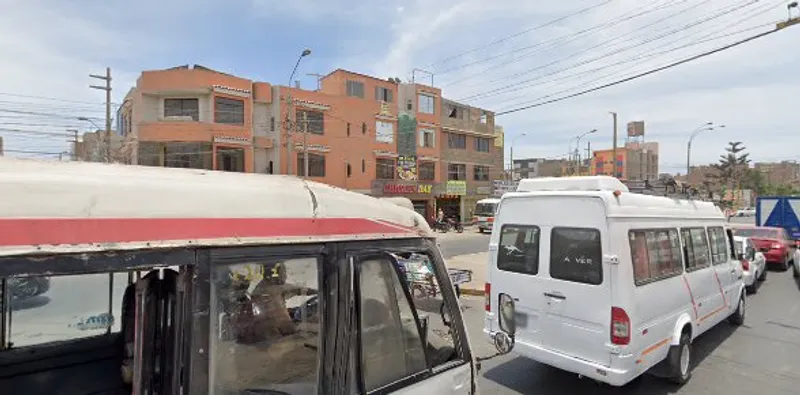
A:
[627, 121, 645, 137]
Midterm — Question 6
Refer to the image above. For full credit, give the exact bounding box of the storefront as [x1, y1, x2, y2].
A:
[371, 180, 437, 222]
[436, 180, 467, 222]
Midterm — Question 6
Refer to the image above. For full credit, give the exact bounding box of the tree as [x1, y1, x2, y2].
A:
[711, 141, 751, 189]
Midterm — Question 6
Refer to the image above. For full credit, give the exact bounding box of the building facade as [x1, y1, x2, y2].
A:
[755, 161, 800, 186]
[512, 158, 567, 179]
[591, 142, 658, 181]
[439, 98, 502, 222]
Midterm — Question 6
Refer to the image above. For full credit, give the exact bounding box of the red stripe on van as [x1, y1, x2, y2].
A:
[0, 218, 416, 247]
[711, 270, 728, 307]
[682, 276, 699, 319]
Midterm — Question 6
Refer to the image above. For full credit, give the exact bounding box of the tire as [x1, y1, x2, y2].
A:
[780, 256, 790, 271]
[728, 293, 745, 326]
[759, 267, 768, 282]
[793, 262, 799, 278]
[666, 332, 692, 385]
[746, 283, 756, 295]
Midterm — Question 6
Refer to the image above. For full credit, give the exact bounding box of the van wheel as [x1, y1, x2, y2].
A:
[666, 332, 692, 385]
[728, 293, 745, 326]
[780, 257, 790, 271]
[746, 283, 756, 295]
[758, 268, 767, 282]
[793, 262, 799, 278]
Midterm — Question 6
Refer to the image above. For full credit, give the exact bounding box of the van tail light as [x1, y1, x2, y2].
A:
[484, 283, 491, 312]
[772, 243, 782, 249]
[487, 217, 494, 223]
[741, 260, 750, 272]
[611, 307, 630, 345]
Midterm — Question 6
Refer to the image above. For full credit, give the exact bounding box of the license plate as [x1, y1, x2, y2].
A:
[451, 273, 471, 284]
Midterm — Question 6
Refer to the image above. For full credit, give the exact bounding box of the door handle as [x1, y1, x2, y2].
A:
[544, 292, 566, 300]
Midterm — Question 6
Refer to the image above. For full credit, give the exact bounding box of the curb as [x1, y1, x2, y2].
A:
[458, 287, 485, 296]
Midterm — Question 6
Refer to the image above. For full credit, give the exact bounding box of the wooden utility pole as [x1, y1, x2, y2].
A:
[610, 112, 618, 177]
[89, 68, 111, 163]
[302, 111, 309, 178]
[285, 93, 294, 175]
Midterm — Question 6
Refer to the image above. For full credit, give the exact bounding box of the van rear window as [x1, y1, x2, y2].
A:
[497, 225, 540, 275]
[549, 227, 602, 285]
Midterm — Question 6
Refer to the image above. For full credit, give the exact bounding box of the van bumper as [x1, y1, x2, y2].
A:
[483, 329, 639, 387]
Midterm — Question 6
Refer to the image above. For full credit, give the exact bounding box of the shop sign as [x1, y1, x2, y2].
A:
[476, 186, 491, 195]
[383, 183, 432, 195]
[446, 180, 467, 196]
[397, 156, 417, 181]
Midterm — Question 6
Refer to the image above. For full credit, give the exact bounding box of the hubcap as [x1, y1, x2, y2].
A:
[680, 344, 690, 376]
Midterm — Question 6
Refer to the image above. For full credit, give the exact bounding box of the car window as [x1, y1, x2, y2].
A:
[550, 227, 603, 285]
[497, 225, 540, 275]
[357, 257, 427, 392]
[707, 227, 729, 265]
[210, 257, 321, 394]
[628, 228, 683, 285]
[681, 228, 711, 271]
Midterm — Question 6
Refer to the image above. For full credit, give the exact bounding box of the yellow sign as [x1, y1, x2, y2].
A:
[446, 180, 467, 195]
[380, 102, 391, 117]
[494, 126, 504, 147]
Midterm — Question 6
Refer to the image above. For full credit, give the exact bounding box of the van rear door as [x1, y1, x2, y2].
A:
[497, 196, 612, 367]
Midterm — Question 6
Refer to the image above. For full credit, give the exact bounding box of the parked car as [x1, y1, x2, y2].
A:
[731, 226, 794, 271]
[733, 236, 767, 293]
[734, 207, 756, 217]
[8, 276, 51, 300]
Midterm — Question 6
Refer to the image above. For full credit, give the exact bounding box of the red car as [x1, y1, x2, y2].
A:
[731, 226, 794, 270]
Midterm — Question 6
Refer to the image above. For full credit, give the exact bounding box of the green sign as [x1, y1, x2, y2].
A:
[446, 180, 467, 195]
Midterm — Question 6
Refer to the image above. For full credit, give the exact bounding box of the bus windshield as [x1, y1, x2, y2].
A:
[474, 202, 497, 217]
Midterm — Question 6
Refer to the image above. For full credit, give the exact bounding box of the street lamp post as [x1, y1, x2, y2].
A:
[509, 133, 527, 182]
[286, 49, 312, 178]
[686, 122, 725, 177]
[574, 129, 597, 175]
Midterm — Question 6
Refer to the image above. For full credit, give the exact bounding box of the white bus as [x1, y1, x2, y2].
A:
[474, 198, 501, 233]
[484, 176, 745, 387]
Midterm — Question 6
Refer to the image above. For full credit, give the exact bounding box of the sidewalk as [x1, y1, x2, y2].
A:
[445, 251, 488, 296]
[434, 226, 487, 241]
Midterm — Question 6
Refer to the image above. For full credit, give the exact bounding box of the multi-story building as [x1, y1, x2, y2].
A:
[591, 142, 658, 181]
[73, 130, 124, 162]
[755, 161, 800, 185]
[117, 65, 504, 221]
[438, 98, 503, 222]
[512, 158, 567, 179]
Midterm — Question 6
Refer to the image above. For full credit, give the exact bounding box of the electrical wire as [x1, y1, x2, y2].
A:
[425, 0, 614, 69]
[496, 20, 794, 116]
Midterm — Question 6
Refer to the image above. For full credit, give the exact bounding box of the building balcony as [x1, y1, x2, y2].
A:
[441, 117, 493, 136]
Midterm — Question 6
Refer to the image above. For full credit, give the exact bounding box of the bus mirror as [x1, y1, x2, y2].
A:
[498, 293, 516, 336]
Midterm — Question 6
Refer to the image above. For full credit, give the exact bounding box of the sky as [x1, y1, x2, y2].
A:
[1, 0, 798, 173]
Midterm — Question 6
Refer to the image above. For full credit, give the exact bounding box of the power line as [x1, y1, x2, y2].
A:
[0, 92, 119, 106]
[496, 19, 798, 116]
[0, 128, 73, 137]
[458, 0, 759, 101]
[425, 0, 614, 69]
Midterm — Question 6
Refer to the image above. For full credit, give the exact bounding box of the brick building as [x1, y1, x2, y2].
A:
[755, 161, 800, 186]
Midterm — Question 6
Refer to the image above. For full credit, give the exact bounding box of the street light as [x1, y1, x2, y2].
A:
[77, 116, 101, 131]
[574, 129, 597, 175]
[289, 49, 312, 86]
[287, 48, 313, 178]
[509, 133, 528, 181]
[686, 122, 725, 177]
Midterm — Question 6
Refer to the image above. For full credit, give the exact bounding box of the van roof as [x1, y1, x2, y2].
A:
[516, 176, 629, 193]
[505, 181, 724, 220]
[0, 158, 433, 256]
[477, 198, 501, 204]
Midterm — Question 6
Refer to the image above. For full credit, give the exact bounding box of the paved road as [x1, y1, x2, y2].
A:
[437, 230, 491, 258]
[461, 268, 800, 395]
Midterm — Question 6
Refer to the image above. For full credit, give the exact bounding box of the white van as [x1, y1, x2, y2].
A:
[474, 198, 501, 233]
[484, 176, 745, 387]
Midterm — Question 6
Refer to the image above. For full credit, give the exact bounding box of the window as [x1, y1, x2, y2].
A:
[419, 129, 435, 148]
[498, 225, 540, 275]
[214, 97, 244, 125]
[376, 158, 395, 180]
[297, 153, 326, 177]
[406, 99, 412, 111]
[447, 133, 466, 149]
[362, 122, 366, 135]
[681, 228, 711, 271]
[216, 147, 245, 172]
[473, 165, 490, 181]
[347, 80, 364, 98]
[479, 112, 487, 124]
[550, 227, 603, 285]
[296, 109, 324, 135]
[418, 94, 435, 114]
[628, 229, 683, 285]
[418, 162, 435, 181]
[375, 86, 393, 102]
[356, 255, 456, 392]
[164, 98, 199, 121]
[270, 116, 275, 131]
[210, 257, 321, 393]
[6, 272, 128, 348]
[447, 105, 465, 119]
[447, 164, 466, 181]
[361, 159, 366, 173]
[707, 227, 729, 265]
[347, 122, 351, 136]
[474, 137, 490, 152]
[346, 163, 352, 177]
[376, 121, 394, 143]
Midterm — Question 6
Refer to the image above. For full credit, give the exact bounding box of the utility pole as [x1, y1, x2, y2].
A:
[68, 129, 79, 160]
[302, 111, 309, 178]
[586, 141, 591, 175]
[610, 112, 618, 177]
[89, 68, 111, 163]
[285, 94, 294, 175]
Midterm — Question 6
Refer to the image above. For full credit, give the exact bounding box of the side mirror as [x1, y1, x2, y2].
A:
[494, 293, 516, 354]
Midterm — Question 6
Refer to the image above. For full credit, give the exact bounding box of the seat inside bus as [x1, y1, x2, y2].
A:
[0, 268, 178, 395]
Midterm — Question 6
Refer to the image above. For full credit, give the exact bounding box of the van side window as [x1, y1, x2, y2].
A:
[356, 257, 428, 392]
[628, 229, 683, 285]
[497, 225, 540, 275]
[550, 227, 602, 285]
[681, 228, 711, 271]
[707, 227, 729, 265]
